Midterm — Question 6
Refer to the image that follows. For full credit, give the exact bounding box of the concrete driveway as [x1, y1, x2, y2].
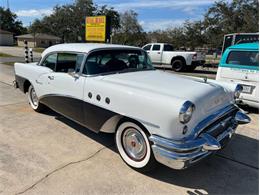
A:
[0, 46, 42, 58]
[0, 63, 258, 195]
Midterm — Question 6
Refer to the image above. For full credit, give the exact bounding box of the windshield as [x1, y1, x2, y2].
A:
[83, 49, 154, 75]
[226, 51, 259, 66]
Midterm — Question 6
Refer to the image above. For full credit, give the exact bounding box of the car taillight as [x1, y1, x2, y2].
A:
[192, 54, 197, 60]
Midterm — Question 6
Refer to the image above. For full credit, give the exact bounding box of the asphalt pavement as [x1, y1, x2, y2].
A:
[0, 61, 258, 195]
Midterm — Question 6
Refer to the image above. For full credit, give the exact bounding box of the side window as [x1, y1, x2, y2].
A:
[226, 51, 259, 66]
[163, 44, 174, 51]
[143, 45, 151, 51]
[152, 44, 161, 51]
[41, 53, 57, 71]
[56, 53, 84, 73]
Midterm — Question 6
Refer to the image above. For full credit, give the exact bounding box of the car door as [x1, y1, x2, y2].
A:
[149, 44, 162, 64]
[38, 52, 86, 124]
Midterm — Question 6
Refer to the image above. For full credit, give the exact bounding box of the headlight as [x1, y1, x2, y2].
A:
[179, 101, 195, 124]
[234, 84, 243, 99]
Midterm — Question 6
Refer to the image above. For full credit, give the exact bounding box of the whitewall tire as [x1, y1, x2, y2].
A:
[115, 121, 157, 172]
[28, 85, 45, 112]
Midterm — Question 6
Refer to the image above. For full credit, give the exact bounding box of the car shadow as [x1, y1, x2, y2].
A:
[43, 109, 258, 195]
[239, 105, 259, 114]
[42, 108, 116, 151]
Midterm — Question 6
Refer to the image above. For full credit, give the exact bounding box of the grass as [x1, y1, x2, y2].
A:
[33, 48, 45, 53]
[0, 52, 14, 57]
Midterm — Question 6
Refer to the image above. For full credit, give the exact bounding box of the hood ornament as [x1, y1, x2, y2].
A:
[203, 77, 208, 83]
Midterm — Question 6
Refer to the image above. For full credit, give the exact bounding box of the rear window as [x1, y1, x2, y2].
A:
[163, 44, 174, 51]
[226, 51, 259, 66]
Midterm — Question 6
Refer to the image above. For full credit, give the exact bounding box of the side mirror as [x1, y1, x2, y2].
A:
[68, 70, 80, 78]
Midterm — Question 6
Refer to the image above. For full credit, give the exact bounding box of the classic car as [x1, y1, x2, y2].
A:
[14, 43, 250, 171]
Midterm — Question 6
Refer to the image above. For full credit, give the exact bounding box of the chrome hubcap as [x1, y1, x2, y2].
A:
[122, 128, 147, 161]
[30, 87, 38, 106]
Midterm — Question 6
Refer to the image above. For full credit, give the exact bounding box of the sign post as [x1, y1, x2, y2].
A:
[85, 16, 111, 43]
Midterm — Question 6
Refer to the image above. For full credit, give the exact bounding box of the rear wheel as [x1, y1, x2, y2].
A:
[172, 59, 185, 72]
[115, 121, 157, 172]
[28, 85, 45, 112]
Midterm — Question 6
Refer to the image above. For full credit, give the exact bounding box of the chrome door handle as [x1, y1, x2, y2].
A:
[48, 76, 54, 80]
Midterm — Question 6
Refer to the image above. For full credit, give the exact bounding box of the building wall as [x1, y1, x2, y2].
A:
[17, 39, 35, 48]
[0, 34, 14, 46]
[17, 38, 60, 48]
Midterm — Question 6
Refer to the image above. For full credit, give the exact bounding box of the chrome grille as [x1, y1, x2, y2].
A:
[199, 109, 237, 138]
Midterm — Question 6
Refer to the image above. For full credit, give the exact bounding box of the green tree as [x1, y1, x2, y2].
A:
[204, 0, 259, 48]
[29, 0, 120, 43]
[0, 7, 27, 35]
[183, 21, 206, 49]
[96, 5, 120, 30]
[113, 10, 147, 46]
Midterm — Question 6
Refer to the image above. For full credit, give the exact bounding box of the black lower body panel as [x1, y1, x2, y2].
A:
[15, 75, 27, 93]
[40, 95, 117, 132]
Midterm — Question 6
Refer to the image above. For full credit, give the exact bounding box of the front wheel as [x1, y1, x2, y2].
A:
[115, 121, 157, 172]
[28, 85, 45, 112]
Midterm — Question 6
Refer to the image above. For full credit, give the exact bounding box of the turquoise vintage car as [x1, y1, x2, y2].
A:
[216, 42, 259, 108]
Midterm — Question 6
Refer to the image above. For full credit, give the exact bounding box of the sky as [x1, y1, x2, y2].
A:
[1, 0, 220, 31]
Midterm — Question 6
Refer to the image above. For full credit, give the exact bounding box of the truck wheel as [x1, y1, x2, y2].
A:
[115, 121, 157, 172]
[28, 85, 45, 112]
[172, 59, 185, 72]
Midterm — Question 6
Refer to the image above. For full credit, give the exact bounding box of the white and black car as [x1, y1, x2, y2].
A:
[14, 43, 250, 171]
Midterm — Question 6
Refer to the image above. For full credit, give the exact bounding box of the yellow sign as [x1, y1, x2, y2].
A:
[86, 16, 106, 42]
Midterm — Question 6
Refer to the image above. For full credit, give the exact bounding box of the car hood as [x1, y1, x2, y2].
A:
[102, 70, 231, 105]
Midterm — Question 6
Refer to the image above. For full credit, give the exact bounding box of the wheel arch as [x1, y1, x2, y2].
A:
[100, 115, 151, 136]
[171, 56, 186, 65]
[23, 80, 31, 93]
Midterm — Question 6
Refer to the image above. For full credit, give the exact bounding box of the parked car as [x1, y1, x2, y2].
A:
[142, 43, 206, 72]
[14, 43, 250, 171]
[216, 43, 259, 108]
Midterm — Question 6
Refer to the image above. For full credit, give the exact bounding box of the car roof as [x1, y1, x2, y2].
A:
[228, 42, 259, 50]
[41, 43, 140, 57]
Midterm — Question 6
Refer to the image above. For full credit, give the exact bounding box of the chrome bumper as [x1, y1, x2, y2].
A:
[149, 107, 250, 170]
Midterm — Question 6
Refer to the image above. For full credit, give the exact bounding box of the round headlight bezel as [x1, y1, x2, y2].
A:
[234, 84, 243, 99]
[179, 101, 195, 124]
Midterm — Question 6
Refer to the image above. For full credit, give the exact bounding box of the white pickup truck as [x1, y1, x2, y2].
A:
[142, 43, 206, 72]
